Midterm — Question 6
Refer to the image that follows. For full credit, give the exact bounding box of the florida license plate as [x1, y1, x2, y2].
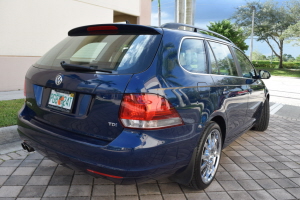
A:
[47, 89, 75, 113]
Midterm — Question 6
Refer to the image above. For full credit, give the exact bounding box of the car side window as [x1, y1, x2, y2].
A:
[207, 43, 219, 74]
[233, 48, 257, 78]
[179, 39, 207, 73]
[208, 41, 238, 76]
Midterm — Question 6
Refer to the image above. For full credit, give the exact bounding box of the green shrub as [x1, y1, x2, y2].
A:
[283, 62, 300, 69]
[252, 60, 300, 69]
[252, 60, 278, 68]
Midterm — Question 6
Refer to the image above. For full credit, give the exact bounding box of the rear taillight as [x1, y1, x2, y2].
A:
[24, 80, 26, 97]
[119, 94, 184, 129]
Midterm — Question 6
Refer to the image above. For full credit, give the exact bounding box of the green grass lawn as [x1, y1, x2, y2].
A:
[0, 99, 24, 127]
[256, 67, 300, 78]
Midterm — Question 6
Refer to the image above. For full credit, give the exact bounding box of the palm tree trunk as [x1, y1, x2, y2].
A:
[158, 0, 161, 26]
[178, 0, 185, 23]
[186, 0, 195, 25]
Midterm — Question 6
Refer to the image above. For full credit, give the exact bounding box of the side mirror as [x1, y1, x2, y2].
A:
[259, 70, 271, 79]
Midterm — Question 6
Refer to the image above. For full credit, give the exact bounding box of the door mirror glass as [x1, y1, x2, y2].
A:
[259, 70, 271, 79]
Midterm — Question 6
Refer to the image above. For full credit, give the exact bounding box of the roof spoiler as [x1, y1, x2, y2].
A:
[68, 24, 162, 36]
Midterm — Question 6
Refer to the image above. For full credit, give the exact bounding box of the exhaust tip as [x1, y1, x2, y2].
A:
[21, 142, 35, 152]
[21, 142, 26, 150]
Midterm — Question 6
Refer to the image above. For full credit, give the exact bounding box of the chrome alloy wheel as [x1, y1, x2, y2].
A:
[200, 129, 221, 184]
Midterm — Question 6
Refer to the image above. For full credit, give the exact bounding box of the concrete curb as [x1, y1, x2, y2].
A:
[0, 125, 22, 155]
[0, 141, 22, 155]
[0, 125, 21, 145]
[0, 90, 24, 101]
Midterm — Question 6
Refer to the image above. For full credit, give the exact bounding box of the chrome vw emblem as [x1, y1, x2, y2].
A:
[55, 74, 63, 85]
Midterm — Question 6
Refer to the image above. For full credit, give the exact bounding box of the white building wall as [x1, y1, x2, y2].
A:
[0, 0, 113, 56]
[77, 0, 140, 16]
[0, 0, 150, 91]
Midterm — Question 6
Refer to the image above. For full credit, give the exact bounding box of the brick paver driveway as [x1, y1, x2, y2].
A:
[1, 115, 300, 200]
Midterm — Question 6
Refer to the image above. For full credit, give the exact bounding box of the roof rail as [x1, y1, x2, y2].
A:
[161, 23, 233, 44]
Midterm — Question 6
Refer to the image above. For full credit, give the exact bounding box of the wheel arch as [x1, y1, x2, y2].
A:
[211, 115, 226, 148]
[169, 116, 227, 186]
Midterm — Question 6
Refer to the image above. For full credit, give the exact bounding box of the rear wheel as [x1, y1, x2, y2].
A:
[252, 99, 269, 131]
[189, 122, 222, 190]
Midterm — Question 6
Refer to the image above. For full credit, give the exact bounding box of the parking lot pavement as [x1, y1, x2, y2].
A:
[0, 115, 300, 200]
[263, 76, 300, 107]
[264, 76, 300, 120]
[270, 103, 300, 120]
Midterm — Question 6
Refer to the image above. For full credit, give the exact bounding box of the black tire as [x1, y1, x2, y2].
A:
[189, 122, 222, 190]
[252, 99, 270, 131]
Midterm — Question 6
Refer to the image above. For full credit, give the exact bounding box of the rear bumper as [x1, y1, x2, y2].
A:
[18, 106, 200, 184]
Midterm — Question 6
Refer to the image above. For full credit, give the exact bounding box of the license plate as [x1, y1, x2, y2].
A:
[47, 89, 75, 113]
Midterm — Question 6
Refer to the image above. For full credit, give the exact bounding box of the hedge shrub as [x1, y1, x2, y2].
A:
[251, 60, 300, 69]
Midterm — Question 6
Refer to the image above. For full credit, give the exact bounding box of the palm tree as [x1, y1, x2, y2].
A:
[175, 0, 195, 25]
[152, 0, 161, 26]
[186, 0, 195, 25]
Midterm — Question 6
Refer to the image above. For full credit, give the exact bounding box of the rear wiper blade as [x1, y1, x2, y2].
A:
[60, 61, 112, 73]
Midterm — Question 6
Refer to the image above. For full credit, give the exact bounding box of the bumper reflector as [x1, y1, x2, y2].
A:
[87, 169, 123, 179]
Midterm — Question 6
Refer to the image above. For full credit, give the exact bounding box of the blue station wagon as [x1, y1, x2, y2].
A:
[18, 23, 270, 190]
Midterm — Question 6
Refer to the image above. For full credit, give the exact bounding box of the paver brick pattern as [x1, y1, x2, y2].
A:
[0, 115, 300, 199]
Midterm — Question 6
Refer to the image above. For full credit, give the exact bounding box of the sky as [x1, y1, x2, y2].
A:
[151, 0, 300, 58]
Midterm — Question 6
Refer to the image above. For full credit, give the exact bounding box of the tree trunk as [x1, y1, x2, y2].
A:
[186, 0, 194, 25]
[158, 0, 161, 26]
[278, 40, 284, 69]
[178, 0, 185, 24]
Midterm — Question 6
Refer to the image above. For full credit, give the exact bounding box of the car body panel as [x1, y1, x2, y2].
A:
[17, 24, 269, 185]
[24, 66, 133, 141]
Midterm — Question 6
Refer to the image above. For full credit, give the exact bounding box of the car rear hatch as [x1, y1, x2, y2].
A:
[24, 24, 162, 142]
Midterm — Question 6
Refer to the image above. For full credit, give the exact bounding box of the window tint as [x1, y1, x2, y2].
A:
[207, 43, 218, 74]
[179, 39, 207, 73]
[35, 34, 162, 74]
[208, 42, 238, 76]
[69, 42, 107, 63]
[234, 48, 257, 78]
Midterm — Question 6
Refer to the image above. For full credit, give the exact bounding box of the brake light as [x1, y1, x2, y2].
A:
[23, 80, 26, 97]
[87, 26, 118, 31]
[119, 94, 183, 129]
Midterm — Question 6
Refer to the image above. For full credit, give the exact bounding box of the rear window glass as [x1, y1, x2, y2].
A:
[35, 34, 162, 74]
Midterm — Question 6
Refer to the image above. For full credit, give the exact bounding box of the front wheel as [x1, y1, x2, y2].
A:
[189, 122, 222, 190]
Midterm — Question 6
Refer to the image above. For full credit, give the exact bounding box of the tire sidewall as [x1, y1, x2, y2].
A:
[192, 121, 222, 190]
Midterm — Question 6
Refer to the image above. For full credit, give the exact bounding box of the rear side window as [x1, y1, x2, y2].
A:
[233, 48, 257, 78]
[179, 38, 207, 73]
[208, 41, 238, 76]
[207, 44, 218, 74]
[35, 34, 162, 74]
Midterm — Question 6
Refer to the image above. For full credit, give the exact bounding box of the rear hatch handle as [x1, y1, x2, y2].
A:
[60, 61, 112, 73]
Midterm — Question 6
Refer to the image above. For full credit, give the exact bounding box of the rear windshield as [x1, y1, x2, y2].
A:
[35, 34, 162, 74]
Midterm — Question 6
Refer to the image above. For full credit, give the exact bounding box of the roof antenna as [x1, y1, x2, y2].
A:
[126, 20, 131, 24]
